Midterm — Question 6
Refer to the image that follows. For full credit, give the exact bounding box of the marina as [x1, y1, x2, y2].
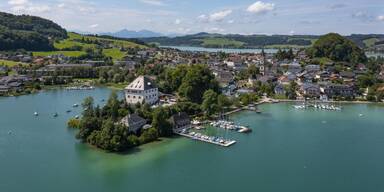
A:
[65, 85, 95, 91]
[210, 120, 252, 133]
[174, 129, 236, 147]
[293, 102, 342, 111]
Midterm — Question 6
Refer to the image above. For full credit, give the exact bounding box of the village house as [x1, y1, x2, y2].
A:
[274, 83, 286, 96]
[0, 85, 9, 94]
[120, 114, 147, 134]
[213, 70, 234, 87]
[125, 76, 159, 105]
[305, 64, 320, 73]
[300, 83, 320, 98]
[170, 112, 191, 131]
[339, 71, 356, 82]
[322, 84, 355, 98]
[224, 56, 246, 71]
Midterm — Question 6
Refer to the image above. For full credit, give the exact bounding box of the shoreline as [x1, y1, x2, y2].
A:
[276, 99, 383, 104]
[224, 99, 383, 116]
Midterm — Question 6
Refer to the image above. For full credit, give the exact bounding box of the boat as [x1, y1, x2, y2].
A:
[34, 112, 38, 116]
[75, 115, 80, 119]
[66, 110, 72, 113]
[73, 104, 79, 107]
[53, 113, 58, 117]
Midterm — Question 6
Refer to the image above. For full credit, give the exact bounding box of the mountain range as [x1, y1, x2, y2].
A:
[100, 29, 164, 38]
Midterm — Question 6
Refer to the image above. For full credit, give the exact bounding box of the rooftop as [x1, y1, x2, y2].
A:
[125, 76, 157, 90]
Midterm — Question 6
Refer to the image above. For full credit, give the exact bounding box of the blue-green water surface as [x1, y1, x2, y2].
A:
[1, 88, 384, 192]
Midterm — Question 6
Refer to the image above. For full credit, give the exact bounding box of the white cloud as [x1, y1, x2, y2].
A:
[227, 19, 235, 24]
[209, 9, 232, 22]
[8, 0, 51, 14]
[247, 1, 275, 14]
[89, 24, 99, 28]
[378, 15, 384, 21]
[174, 19, 181, 25]
[352, 11, 374, 22]
[206, 27, 225, 33]
[197, 14, 208, 22]
[140, 0, 165, 6]
[57, 3, 65, 8]
[8, 0, 28, 6]
[177, 27, 191, 34]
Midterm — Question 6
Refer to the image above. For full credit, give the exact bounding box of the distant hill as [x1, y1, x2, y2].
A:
[307, 33, 367, 63]
[33, 32, 147, 59]
[0, 11, 67, 51]
[101, 29, 163, 38]
[139, 32, 384, 49]
[140, 33, 318, 48]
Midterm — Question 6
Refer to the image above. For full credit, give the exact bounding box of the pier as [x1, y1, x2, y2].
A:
[174, 130, 236, 147]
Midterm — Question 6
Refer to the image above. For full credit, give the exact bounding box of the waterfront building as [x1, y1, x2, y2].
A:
[300, 83, 320, 98]
[170, 112, 191, 131]
[125, 76, 159, 105]
[121, 114, 147, 133]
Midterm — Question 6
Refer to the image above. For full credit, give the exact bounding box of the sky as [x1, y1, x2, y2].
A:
[0, 0, 383, 35]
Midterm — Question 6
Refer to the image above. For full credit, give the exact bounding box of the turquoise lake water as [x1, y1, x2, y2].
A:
[1, 88, 384, 192]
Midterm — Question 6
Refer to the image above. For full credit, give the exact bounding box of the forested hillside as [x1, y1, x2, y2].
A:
[0, 12, 67, 51]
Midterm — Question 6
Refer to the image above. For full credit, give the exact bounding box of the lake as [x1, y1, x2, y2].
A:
[162, 46, 384, 58]
[1, 88, 384, 192]
[161, 46, 279, 53]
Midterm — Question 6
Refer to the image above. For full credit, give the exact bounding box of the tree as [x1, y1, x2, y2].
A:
[201, 90, 219, 117]
[82, 97, 94, 118]
[217, 94, 232, 109]
[178, 64, 219, 103]
[286, 81, 298, 99]
[247, 64, 259, 78]
[152, 107, 172, 137]
[103, 91, 120, 120]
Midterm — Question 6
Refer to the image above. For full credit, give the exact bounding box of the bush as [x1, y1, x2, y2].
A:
[67, 118, 81, 129]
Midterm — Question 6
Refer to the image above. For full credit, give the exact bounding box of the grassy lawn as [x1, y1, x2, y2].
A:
[35, 32, 145, 58]
[312, 57, 333, 65]
[32, 51, 86, 57]
[104, 83, 127, 90]
[64, 32, 146, 49]
[265, 44, 311, 49]
[0, 59, 28, 67]
[202, 38, 245, 48]
[103, 48, 126, 60]
[363, 38, 379, 48]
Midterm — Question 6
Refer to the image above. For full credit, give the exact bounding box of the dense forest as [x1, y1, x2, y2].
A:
[0, 12, 67, 51]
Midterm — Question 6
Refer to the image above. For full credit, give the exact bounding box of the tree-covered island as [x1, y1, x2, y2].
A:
[68, 64, 255, 152]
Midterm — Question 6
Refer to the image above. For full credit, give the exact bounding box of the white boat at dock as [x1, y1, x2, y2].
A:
[293, 103, 341, 111]
[175, 129, 236, 147]
[210, 120, 252, 133]
[66, 85, 95, 90]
